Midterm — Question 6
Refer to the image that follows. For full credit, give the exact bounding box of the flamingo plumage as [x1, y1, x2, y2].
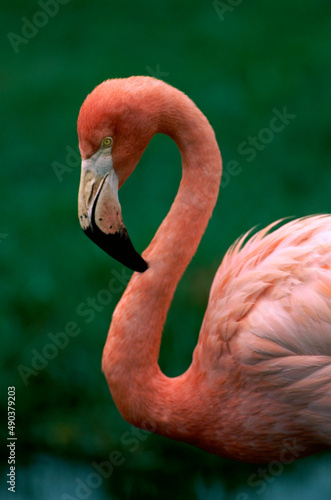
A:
[77, 76, 331, 463]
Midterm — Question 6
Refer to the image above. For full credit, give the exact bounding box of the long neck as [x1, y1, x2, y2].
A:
[102, 87, 222, 438]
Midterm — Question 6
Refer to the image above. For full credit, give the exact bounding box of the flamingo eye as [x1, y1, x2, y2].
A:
[101, 136, 113, 148]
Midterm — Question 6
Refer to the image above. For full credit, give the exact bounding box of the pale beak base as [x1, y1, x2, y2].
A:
[78, 152, 148, 273]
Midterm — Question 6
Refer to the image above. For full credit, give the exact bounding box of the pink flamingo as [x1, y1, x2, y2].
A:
[77, 76, 331, 463]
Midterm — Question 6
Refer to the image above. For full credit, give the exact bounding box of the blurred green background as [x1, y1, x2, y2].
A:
[1, 0, 331, 499]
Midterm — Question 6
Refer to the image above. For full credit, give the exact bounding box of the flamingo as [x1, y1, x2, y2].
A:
[77, 76, 331, 463]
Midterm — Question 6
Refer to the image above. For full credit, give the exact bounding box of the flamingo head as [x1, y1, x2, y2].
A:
[77, 77, 160, 272]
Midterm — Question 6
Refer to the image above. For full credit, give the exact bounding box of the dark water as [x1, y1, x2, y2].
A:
[1, 453, 331, 499]
[1, 454, 109, 500]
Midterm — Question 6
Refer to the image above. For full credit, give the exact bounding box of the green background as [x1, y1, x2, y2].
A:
[1, 0, 331, 499]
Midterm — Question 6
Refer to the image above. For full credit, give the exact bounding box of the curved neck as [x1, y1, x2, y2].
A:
[102, 87, 222, 437]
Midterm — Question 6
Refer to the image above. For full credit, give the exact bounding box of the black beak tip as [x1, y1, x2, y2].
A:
[134, 257, 148, 273]
[82, 223, 148, 273]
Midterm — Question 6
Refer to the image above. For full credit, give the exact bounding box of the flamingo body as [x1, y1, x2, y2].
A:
[77, 76, 331, 462]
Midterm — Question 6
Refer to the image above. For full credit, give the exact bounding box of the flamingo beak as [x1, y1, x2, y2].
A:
[78, 150, 148, 273]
